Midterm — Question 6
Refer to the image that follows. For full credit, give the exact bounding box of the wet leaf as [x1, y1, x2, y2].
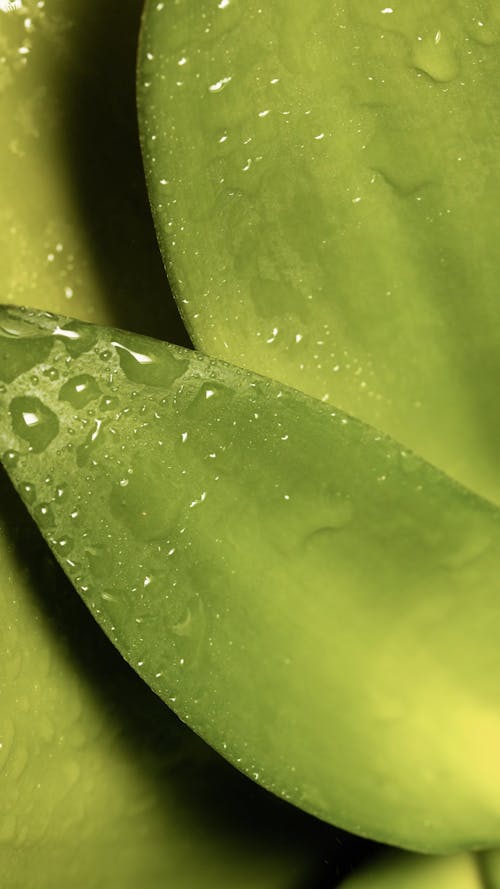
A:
[3, 306, 500, 853]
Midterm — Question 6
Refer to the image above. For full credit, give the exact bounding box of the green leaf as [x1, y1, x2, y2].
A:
[3, 306, 500, 854]
[138, 0, 500, 504]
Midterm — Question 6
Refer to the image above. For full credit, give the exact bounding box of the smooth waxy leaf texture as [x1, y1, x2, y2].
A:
[0, 2, 343, 885]
[2, 306, 500, 853]
[138, 0, 500, 504]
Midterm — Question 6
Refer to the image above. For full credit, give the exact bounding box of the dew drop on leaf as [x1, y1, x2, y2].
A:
[20, 482, 36, 504]
[2, 449, 19, 468]
[58, 373, 101, 408]
[112, 334, 189, 388]
[33, 502, 55, 528]
[9, 396, 59, 453]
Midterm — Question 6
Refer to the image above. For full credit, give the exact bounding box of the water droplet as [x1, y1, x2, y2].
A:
[100, 395, 120, 412]
[58, 373, 101, 409]
[468, 14, 500, 46]
[412, 30, 459, 83]
[76, 418, 105, 467]
[184, 381, 231, 420]
[21, 482, 36, 503]
[9, 396, 59, 453]
[208, 75, 232, 93]
[112, 335, 189, 388]
[2, 449, 19, 468]
[54, 536, 73, 555]
[33, 502, 55, 527]
[54, 321, 97, 357]
[42, 366, 59, 381]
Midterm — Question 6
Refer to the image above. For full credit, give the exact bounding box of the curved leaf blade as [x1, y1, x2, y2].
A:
[2, 306, 500, 853]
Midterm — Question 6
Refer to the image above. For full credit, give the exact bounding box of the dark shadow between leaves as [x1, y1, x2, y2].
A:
[46, 0, 191, 347]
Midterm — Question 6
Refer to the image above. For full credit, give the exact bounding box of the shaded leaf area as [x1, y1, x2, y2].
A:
[0, 0, 188, 345]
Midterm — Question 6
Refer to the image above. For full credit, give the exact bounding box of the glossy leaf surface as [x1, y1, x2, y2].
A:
[138, 0, 500, 504]
[2, 307, 500, 853]
[0, 2, 344, 885]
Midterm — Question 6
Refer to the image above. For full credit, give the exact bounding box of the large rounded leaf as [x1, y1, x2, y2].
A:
[138, 0, 500, 504]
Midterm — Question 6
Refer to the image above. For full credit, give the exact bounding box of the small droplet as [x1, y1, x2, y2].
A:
[2, 449, 19, 468]
[9, 396, 59, 453]
[100, 395, 120, 412]
[208, 75, 232, 93]
[42, 367, 59, 381]
[20, 482, 36, 504]
[468, 14, 500, 46]
[55, 536, 73, 554]
[59, 374, 101, 409]
[33, 502, 55, 527]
